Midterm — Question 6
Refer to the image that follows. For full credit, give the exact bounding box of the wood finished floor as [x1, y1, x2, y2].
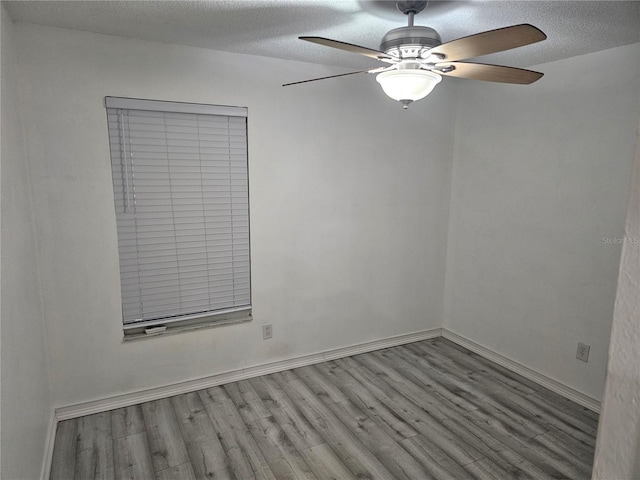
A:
[50, 338, 599, 480]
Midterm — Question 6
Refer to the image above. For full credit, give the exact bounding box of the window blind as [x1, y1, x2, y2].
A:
[106, 97, 250, 329]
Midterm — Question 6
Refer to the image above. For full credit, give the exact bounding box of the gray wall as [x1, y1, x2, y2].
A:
[443, 43, 640, 400]
[12, 22, 455, 410]
[1, 7, 54, 479]
[593, 119, 640, 480]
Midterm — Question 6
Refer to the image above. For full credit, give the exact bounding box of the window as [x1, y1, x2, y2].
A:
[106, 97, 251, 337]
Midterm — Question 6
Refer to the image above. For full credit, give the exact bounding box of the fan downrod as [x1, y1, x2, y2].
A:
[380, 1, 441, 55]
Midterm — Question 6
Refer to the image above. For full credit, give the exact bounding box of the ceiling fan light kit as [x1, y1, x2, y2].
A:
[376, 68, 442, 109]
[285, 0, 547, 109]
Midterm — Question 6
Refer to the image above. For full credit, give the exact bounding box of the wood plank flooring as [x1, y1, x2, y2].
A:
[50, 338, 599, 480]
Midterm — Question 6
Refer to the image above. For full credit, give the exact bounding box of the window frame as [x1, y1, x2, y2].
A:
[105, 96, 252, 339]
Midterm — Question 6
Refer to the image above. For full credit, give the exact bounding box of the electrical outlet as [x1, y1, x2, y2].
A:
[576, 342, 590, 362]
[262, 323, 273, 340]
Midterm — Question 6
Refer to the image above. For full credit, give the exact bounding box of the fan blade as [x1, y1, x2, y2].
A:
[429, 24, 546, 62]
[435, 62, 543, 84]
[300, 36, 393, 61]
[283, 69, 371, 87]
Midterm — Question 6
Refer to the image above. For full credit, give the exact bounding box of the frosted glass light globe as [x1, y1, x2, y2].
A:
[376, 69, 442, 108]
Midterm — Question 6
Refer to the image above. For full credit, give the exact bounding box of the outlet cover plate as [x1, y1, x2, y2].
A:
[576, 342, 590, 362]
[262, 324, 273, 340]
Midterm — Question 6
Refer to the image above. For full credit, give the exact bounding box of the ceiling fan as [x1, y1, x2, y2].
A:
[284, 0, 547, 108]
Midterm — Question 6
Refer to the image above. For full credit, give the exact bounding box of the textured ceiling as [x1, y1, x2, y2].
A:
[4, 0, 640, 70]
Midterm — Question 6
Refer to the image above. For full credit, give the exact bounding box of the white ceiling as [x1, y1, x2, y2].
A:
[4, 0, 640, 71]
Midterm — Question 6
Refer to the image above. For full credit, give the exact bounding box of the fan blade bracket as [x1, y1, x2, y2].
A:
[434, 64, 456, 73]
[368, 65, 392, 74]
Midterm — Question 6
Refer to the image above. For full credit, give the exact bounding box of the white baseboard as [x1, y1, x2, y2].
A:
[54, 326, 599, 422]
[40, 408, 57, 480]
[55, 328, 442, 421]
[441, 329, 601, 413]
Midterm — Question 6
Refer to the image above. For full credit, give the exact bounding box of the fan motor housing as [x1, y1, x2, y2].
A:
[380, 26, 442, 58]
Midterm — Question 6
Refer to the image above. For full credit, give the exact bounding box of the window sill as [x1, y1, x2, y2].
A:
[122, 312, 252, 342]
